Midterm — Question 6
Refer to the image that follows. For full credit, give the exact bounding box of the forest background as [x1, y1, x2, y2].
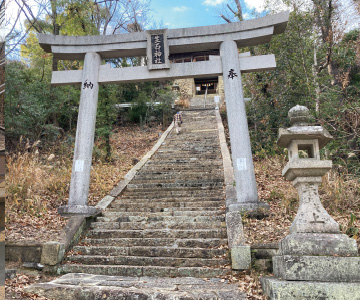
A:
[3, 0, 360, 298]
[4, 0, 360, 241]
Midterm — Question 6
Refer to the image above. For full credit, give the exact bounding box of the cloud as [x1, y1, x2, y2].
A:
[244, 0, 265, 12]
[202, 0, 227, 6]
[173, 6, 190, 12]
[243, 12, 250, 19]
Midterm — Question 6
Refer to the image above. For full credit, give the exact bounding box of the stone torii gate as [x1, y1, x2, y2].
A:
[37, 11, 289, 216]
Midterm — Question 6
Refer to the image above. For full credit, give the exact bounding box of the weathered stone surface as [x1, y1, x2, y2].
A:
[226, 211, 246, 248]
[262, 106, 360, 300]
[95, 195, 115, 210]
[230, 246, 251, 270]
[38, 11, 289, 60]
[261, 277, 360, 300]
[273, 255, 360, 282]
[289, 179, 340, 234]
[251, 245, 279, 259]
[28, 110, 249, 299]
[5, 269, 16, 279]
[5, 241, 42, 263]
[220, 40, 261, 208]
[288, 105, 310, 126]
[279, 233, 358, 256]
[227, 201, 270, 217]
[41, 242, 65, 266]
[282, 160, 332, 181]
[26, 273, 246, 300]
[277, 126, 333, 149]
[225, 211, 251, 270]
[58, 52, 102, 217]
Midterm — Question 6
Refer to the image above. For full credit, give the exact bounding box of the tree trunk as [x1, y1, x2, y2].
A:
[50, 0, 59, 126]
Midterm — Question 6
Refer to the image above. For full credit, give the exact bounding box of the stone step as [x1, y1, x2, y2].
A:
[130, 178, 224, 184]
[155, 148, 220, 153]
[109, 201, 224, 209]
[72, 245, 228, 259]
[136, 169, 222, 176]
[140, 168, 223, 175]
[60, 264, 230, 278]
[134, 168, 223, 175]
[66, 255, 229, 268]
[147, 160, 222, 166]
[144, 159, 223, 166]
[111, 197, 224, 206]
[126, 183, 223, 191]
[152, 154, 221, 160]
[155, 147, 219, 150]
[105, 206, 224, 213]
[139, 168, 222, 174]
[91, 221, 225, 230]
[153, 149, 220, 154]
[165, 138, 219, 143]
[86, 228, 227, 239]
[96, 215, 225, 223]
[127, 181, 224, 189]
[25, 273, 246, 300]
[101, 210, 224, 217]
[79, 238, 228, 248]
[121, 189, 223, 198]
[132, 174, 224, 182]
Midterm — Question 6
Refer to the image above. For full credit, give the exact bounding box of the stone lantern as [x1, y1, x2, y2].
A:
[261, 105, 360, 299]
[278, 105, 339, 236]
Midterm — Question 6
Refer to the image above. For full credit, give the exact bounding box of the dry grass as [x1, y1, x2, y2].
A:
[5, 122, 360, 300]
[6, 124, 161, 242]
[245, 154, 360, 246]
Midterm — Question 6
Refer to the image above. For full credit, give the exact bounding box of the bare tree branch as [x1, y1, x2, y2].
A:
[220, 14, 232, 23]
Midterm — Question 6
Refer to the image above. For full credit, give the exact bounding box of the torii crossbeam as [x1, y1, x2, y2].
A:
[38, 11, 289, 216]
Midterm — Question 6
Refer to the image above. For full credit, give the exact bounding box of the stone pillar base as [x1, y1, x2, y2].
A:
[227, 201, 270, 218]
[230, 245, 251, 270]
[58, 205, 100, 217]
[273, 255, 360, 282]
[261, 277, 360, 300]
[279, 233, 358, 256]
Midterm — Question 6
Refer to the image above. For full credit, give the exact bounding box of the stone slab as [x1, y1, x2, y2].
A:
[95, 195, 115, 210]
[5, 241, 42, 263]
[58, 205, 100, 216]
[261, 276, 360, 300]
[278, 126, 332, 149]
[273, 255, 360, 282]
[41, 242, 65, 266]
[231, 245, 251, 270]
[226, 211, 246, 247]
[282, 160, 332, 181]
[25, 273, 247, 299]
[279, 233, 358, 256]
[52, 55, 277, 86]
[38, 11, 289, 59]
[227, 201, 270, 217]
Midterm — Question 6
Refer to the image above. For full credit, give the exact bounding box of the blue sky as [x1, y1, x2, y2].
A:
[149, 0, 265, 29]
[149, 0, 360, 32]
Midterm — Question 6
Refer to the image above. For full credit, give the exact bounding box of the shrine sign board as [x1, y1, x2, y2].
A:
[146, 29, 170, 70]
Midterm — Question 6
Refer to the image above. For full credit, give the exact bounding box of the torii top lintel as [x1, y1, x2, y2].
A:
[37, 11, 289, 60]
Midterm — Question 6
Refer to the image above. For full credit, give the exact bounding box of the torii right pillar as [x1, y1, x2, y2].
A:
[220, 40, 269, 216]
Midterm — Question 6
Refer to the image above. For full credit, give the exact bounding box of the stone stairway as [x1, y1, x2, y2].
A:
[190, 96, 217, 109]
[26, 110, 246, 299]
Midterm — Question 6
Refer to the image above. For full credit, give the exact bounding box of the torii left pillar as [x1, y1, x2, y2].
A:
[58, 52, 101, 216]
